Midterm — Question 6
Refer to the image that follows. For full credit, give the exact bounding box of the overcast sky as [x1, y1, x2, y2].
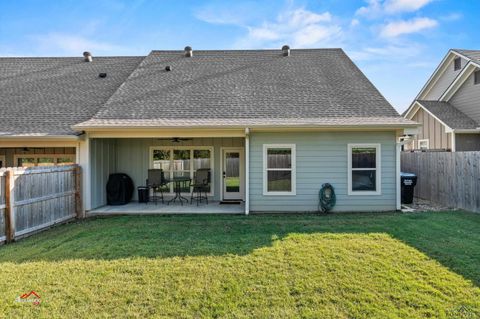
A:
[1, 0, 478, 113]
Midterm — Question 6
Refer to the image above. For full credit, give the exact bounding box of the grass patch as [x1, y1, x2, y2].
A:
[1, 211, 480, 318]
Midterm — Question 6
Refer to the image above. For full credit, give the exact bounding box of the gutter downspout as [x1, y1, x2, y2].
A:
[245, 128, 250, 215]
[396, 142, 401, 211]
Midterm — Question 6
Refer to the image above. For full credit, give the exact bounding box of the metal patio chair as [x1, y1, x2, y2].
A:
[146, 169, 168, 204]
[190, 168, 210, 205]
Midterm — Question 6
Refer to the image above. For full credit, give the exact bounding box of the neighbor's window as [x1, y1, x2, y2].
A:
[454, 57, 462, 71]
[418, 139, 429, 150]
[151, 147, 213, 193]
[475, 70, 480, 85]
[348, 144, 381, 195]
[263, 144, 296, 195]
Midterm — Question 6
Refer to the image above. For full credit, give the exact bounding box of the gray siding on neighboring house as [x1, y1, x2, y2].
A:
[424, 57, 466, 100]
[455, 134, 480, 151]
[90, 138, 117, 209]
[112, 137, 244, 202]
[410, 107, 452, 150]
[249, 131, 397, 212]
[450, 71, 480, 123]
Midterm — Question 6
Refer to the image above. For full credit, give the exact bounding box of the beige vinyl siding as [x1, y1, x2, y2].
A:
[424, 57, 466, 100]
[411, 108, 452, 150]
[449, 71, 480, 123]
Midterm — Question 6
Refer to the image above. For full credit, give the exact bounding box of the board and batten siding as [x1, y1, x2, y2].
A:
[90, 138, 117, 209]
[249, 131, 397, 212]
[111, 137, 244, 202]
[410, 107, 452, 150]
[450, 71, 480, 124]
[424, 56, 466, 100]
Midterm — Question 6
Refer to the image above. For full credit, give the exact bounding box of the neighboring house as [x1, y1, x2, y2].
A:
[403, 49, 480, 151]
[0, 47, 417, 213]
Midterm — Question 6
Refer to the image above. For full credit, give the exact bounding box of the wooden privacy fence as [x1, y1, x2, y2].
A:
[0, 164, 82, 243]
[401, 151, 480, 212]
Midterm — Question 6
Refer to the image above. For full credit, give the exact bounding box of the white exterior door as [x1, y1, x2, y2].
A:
[222, 148, 244, 200]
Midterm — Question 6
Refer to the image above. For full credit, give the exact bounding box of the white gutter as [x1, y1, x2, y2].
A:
[245, 127, 250, 215]
[74, 124, 419, 131]
[452, 128, 480, 133]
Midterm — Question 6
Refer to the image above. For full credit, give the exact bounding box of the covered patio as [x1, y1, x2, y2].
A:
[87, 131, 249, 214]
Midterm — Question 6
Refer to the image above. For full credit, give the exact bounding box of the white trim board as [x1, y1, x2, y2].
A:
[440, 62, 478, 101]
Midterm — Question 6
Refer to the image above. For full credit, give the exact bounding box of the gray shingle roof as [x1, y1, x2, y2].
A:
[417, 100, 479, 129]
[76, 49, 413, 129]
[0, 56, 143, 136]
[453, 49, 480, 65]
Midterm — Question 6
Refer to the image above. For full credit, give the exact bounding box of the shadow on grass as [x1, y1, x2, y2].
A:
[0, 211, 479, 285]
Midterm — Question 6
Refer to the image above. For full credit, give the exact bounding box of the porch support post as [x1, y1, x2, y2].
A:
[77, 135, 91, 212]
[245, 128, 250, 215]
[451, 131, 456, 152]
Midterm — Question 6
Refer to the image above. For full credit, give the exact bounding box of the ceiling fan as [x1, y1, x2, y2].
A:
[157, 137, 193, 143]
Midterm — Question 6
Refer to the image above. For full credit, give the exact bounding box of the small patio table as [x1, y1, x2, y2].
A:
[166, 176, 191, 205]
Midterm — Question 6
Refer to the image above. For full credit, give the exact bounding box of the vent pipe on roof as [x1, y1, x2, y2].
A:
[184, 46, 193, 57]
[83, 51, 93, 62]
[282, 45, 290, 57]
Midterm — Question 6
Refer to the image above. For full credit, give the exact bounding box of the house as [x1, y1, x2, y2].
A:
[403, 49, 480, 151]
[0, 47, 417, 214]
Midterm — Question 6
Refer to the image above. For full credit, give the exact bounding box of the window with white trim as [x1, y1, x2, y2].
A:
[348, 144, 381, 195]
[15, 154, 75, 167]
[263, 144, 296, 195]
[418, 139, 429, 150]
[150, 146, 213, 193]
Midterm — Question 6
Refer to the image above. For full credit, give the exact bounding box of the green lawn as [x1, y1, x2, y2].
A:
[1, 212, 480, 318]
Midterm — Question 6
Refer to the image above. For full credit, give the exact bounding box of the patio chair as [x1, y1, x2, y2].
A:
[146, 169, 168, 204]
[190, 168, 210, 205]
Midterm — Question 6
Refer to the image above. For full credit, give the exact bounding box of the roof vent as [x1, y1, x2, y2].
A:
[282, 45, 290, 57]
[184, 46, 193, 57]
[99, 73, 107, 78]
[165, 66, 172, 72]
[83, 51, 93, 62]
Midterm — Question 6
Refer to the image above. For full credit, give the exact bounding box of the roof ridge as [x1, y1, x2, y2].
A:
[0, 56, 146, 59]
[149, 48, 344, 53]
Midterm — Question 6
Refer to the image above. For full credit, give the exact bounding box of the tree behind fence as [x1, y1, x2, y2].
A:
[0, 164, 81, 243]
[401, 151, 480, 212]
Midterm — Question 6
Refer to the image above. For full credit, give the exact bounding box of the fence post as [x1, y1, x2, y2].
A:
[75, 165, 83, 219]
[4, 169, 15, 243]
